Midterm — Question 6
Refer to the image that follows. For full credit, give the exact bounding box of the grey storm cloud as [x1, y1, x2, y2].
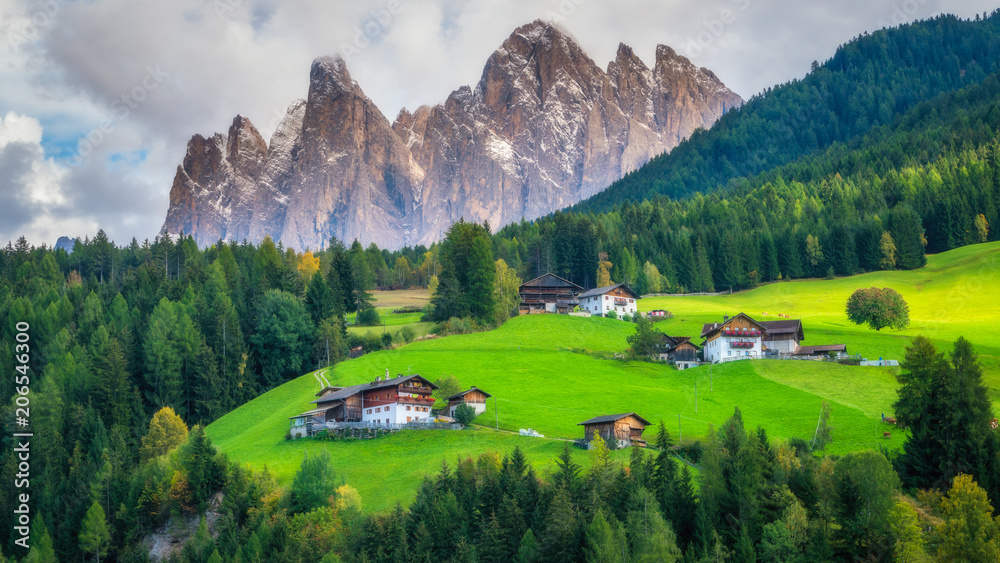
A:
[0, 141, 44, 231]
[0, 0, 996, 246]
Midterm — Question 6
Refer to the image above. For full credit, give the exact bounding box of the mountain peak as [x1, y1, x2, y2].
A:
[310, 55, 357, 96]
[162, 23, 742, 250]
[616, 42, 636, 59]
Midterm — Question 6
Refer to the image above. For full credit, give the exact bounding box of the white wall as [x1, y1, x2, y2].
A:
[448, 401, 488, 417]
[582, 294, 637, 317]
[765, 338, 798, 354]
[363, 402, 431, 424]
[706, 336, 762, 363]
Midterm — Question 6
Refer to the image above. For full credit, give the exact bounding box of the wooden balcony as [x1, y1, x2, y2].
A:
[398, 395, 436, 404]
[398, 385, 434, 395]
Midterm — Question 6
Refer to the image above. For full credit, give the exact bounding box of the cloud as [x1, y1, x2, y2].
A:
[0, 111, 89, 245]
[0, 0, 995, 246]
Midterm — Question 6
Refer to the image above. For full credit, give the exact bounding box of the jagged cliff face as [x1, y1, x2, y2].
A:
[161, 20, 742, 249]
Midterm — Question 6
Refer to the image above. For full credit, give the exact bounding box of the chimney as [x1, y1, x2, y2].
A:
[385, 368, 389, 379]
[723, 315, 729, 323]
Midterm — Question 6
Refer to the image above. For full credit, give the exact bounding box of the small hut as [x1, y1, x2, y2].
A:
[577, 413, 652, 448]
[445, 387, 492, 417]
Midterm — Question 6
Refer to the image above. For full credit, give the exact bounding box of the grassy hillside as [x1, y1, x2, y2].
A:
[643, 241, 1000, 396]
[207, 242, 1000, 512]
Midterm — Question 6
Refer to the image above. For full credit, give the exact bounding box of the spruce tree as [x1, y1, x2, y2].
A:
[888, 204, 926, 270]
[539, 487, 581, 562]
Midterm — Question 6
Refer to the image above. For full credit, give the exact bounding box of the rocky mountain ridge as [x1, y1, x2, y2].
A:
[160, 20, 742, 249]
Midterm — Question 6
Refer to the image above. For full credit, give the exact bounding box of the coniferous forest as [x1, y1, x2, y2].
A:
[6, 11, 1000, 563]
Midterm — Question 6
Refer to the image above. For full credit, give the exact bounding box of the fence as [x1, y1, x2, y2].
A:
[642, 290, 733, 298]
[309, 420, 461, 433]
[715, 353, 862, 364]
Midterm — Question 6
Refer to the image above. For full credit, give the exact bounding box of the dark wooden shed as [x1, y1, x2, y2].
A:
[578, 413, 652, 448]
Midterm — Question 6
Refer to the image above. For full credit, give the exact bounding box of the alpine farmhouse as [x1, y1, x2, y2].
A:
[289, 372, 438, 438]
[701, 313, 847, 363]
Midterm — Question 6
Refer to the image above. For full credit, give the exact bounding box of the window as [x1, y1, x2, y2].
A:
[375, 407, 381, 413]
[406, 405, 411, 411]
[367, 409, 372, 414]
[407, 417, 411, 422]
[728, 351, 732, 356]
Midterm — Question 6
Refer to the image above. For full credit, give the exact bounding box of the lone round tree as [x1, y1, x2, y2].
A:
[845, 287, 909, 331]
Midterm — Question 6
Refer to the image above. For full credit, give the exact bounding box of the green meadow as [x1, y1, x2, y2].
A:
[644, 241, 1000, 401]
[206, 242, 1000, 512]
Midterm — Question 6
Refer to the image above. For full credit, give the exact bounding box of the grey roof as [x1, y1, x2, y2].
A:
[446, 386, 493, 401]
[311, 374, 437, 404]
[578, 283, 640, 300]
[578, 412, 652, 426]
[759, 319, 804, 340]
[667, 340, 701, 353]
[520, 273, 583, 290]
[793, 344, 847, 355]
[290, 404, 338, 419]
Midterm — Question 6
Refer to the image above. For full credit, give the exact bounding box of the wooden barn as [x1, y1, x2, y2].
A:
[518, 273, 583, 314]
[578, 413, 652, 448]
[657, 335, 701, 369]
[445, 386, 492, 417]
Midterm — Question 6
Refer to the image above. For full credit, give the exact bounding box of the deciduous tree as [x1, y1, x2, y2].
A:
[845, 287, 909, 331]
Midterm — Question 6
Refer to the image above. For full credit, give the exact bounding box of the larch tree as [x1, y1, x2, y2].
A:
[79, 501, 110, 563]
[494, 258, 523, 322]
[141, 406, 188, 461]
[938, 474, 1000, 562]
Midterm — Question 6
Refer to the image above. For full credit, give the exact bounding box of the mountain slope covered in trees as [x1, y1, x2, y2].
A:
[494, 54, 1000, 292]
[575, 12, 1000, 213]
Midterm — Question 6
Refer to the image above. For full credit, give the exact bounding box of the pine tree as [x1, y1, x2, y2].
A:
[888, 204, 926, 270]
[895, 337, 994, 492]
[517, 529, 540, 563]
[694, 238, 715, 292]
[582, 510, 626, 563]
[540, 487, 581, 562]
[733, 525, 756, 563]
[305, 270, 335, 325]
[759, 233, 780, 282]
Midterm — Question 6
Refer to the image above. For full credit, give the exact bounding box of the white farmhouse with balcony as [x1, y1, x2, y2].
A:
[578, 283, 641, 317]
[701, 313, 766, 363]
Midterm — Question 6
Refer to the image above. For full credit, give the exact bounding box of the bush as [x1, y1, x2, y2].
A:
[606, 310, 618, 320]
[622, 313, 632, 322]
[356, 306, 381, 326]
[399, 325, 416, 343]
[436, 316, 475, 335]
[453, 403, 478, 426]
[676, 441, 703, 463]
